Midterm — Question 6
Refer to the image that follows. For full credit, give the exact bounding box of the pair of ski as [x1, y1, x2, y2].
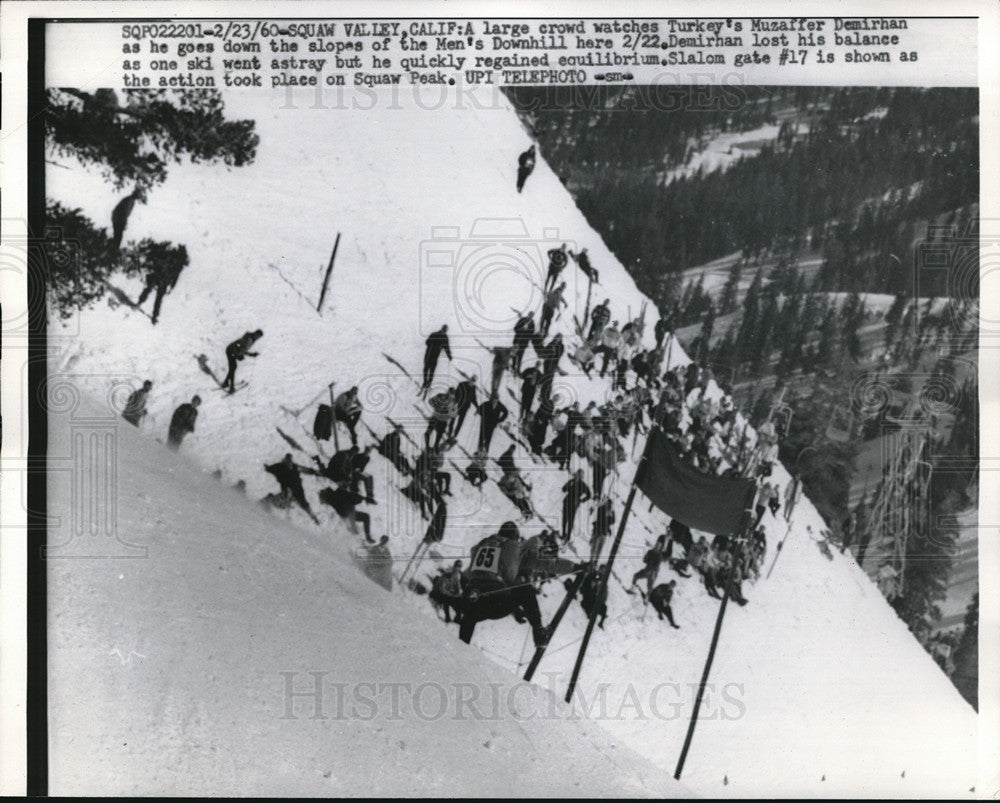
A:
[195, 354, 248, 394]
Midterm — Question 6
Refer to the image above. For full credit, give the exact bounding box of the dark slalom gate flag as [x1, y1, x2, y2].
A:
[636, 427, 756, 535]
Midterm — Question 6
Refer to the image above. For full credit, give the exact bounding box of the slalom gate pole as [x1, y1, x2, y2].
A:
[674, 508, 752, 781]
[564, 484, 638, 704]
[316, 233, 341, 313]
[398, 539, 428, 589]
[523, 569, 587, 682]
[766, 520, 795, 580]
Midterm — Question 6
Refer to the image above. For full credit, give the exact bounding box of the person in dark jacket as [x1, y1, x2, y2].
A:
[519, 362, 543, 422]
[222, 330, 263, 392]
[167, 395, 200, 451]
[318, 485, 370, 538]
[590, 495, 615, 564]
[425, 388, 458, 451]
[516, 144, 536, 193]
[527, 398, 554, 455]
[579, 565, 609, 628]
[649, 581, 681, 628]
[539, 282, 567, 337]
[265, 453, 317, 521]
[511, 312, 536, 374]
[421, 325, 452, 394]
[561, 469, 592, 542]
[571, 247, 599, 285]
[122, 379, 153, 427]
[335, 386, 363, 447]
[424, 497, 448, 545]
[630, 534, 666, 598]
[476, 392, 509, 454]
[136, 250, 186, 325]
[543, 244, 569, 294]
[110, 188, 144, 252]
[450, 376, 478, 440]
[587, 299, 611, 341]
[377, 423, 413, 476]
[654, 313, 671, 350]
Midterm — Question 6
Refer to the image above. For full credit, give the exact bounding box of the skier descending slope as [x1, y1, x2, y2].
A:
[421, 324, 452, 395]
[222, 329, 263, 393]
[459, 522, 549, 648]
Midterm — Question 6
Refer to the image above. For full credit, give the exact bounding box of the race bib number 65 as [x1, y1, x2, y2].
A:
[474, 546, 500, 574]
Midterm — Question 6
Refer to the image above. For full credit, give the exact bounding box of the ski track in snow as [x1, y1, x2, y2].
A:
[47, 87, 976, 797]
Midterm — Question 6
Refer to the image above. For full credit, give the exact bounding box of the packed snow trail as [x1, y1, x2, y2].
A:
[48, 86, 978, 795]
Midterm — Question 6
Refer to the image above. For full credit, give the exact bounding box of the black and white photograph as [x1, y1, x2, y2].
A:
[2, 0, 997, 797]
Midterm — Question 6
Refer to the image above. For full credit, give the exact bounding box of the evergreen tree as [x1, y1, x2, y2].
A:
[720, 260, 742, 314]
[950, 593, 978, 710]
[697, 304, 716, 364]
[44, 88, 257, 317]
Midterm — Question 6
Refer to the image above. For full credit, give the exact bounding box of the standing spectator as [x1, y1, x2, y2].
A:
[588, 298, 611, 342]
[425, 388, 458, 451]
[167, 395, 200, 451]
[477, 392, 509, 454]
[450, 376, 479, 440]
[511, 312, 535, 373]
[561, 469, 592, 542]
[539, 282, 568, 337]
[335, 386, 363, 447]
[122, 379, 153, 427]
[489, 345, 512, 397]
[630, 534, 666, 598]
[544, 244, 569, 293]
[421, 324, 452, 395]
[519, 362, 543, 422]
[598, 321, 621, 377]
[590, 495, 615, 564]
[110, 188, 144, 252]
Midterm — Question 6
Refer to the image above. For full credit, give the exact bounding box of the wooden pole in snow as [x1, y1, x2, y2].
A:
[674, 507, 753, 781]
[329, 382, 340, 452]
[317, 233, 341, 314]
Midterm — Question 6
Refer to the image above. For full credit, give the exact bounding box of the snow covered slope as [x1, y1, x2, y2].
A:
[48, 86, 978, 796]
[47, 395, 690, 797]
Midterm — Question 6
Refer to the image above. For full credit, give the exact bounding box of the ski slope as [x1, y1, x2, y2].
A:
[48, 85, 978, 796]
[47, 395, 689, 797]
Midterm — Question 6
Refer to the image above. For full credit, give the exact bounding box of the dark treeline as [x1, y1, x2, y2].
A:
[507, 86, 979, 298]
